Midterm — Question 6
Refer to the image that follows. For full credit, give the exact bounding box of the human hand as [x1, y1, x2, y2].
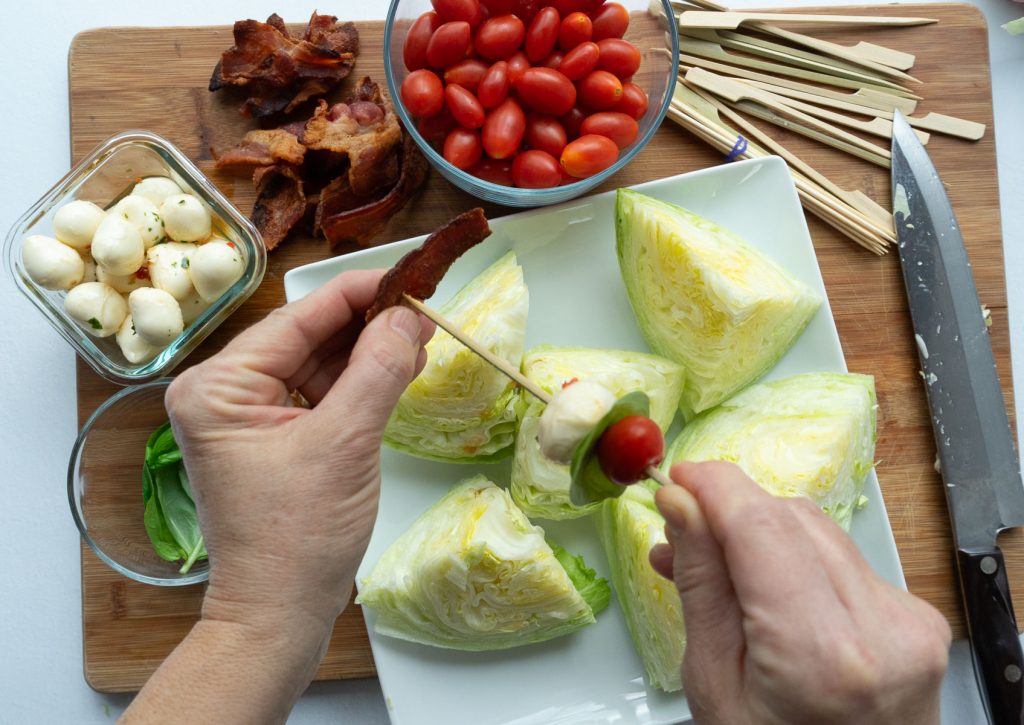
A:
[165, 269, 433, 645]
[649, 462, 951, 725]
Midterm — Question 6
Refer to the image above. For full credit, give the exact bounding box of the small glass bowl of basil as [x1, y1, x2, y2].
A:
[69, 379, 209, 586]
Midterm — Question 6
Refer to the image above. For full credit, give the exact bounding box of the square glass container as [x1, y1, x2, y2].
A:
[4, 130, 266, 385]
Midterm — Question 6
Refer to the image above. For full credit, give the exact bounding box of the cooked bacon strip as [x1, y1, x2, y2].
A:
[320, 133, 429, 249]
[365, 208, 491, 322]
[251, 164, 307, 251]
[214, 129, 306, 170]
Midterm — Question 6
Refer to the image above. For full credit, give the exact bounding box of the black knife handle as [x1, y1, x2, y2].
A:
[957, 547, 1024, 724]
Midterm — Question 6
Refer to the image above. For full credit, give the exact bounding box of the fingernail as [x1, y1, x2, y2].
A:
[389, 307, 420, 344]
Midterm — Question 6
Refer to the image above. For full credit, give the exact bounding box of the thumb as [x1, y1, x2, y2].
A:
[314, 306, 428, 434]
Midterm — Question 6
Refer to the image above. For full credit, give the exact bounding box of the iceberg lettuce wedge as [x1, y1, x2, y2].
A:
[665, 372, 877, 529]
[615, 188, 821, 418]
[357, 476, 607, 651]
[384, 252, 528, 462]
[511, 346, 685, 519]
[596, 483, 685, 692]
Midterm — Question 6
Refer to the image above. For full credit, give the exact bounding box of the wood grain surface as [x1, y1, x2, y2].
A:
[70, 4, 1016, 693]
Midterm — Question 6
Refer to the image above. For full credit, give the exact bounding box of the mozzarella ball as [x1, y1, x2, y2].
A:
[92, 215, 145, 276]
[115, 314, 161, 365]
[96, 264, 151, 294]
[112, 195, 164, 248]
[160, 194, 211, 242]
[22, 235, 85, 290]
[178, 289, 211, 325]
[147, 242, 196, 300]
[538, 380, 617, 465]
[188, 239, 244, 302]
[64, 282, 127, 337]
[81, 253, 97, 284]
[130, 176, 183, 207]
[129, 287, 184, 346]
[53, 200, 106, 251]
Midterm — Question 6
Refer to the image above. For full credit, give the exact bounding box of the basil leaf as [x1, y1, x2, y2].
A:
[179, 535, 206, 575]
[143, 495, 186, 562]
[156, 465, 203, 558]
[145, 422, 178, 468]
[153, 449, 183, 468]
[142, 463, 154, 505]
[179, 466, 194, 503]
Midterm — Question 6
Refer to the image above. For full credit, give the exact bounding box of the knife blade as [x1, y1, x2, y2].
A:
[892, 109, 1024, 725]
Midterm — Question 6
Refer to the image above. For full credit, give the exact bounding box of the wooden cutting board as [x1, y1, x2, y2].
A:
[71, 4, 1015, 693]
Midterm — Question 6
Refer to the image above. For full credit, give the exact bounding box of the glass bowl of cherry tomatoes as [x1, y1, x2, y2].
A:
[384, 0, 679, 206]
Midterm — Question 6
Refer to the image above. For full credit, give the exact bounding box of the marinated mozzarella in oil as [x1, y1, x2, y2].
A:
[188, 239, 244, 302]
[95, 264, 151, 294]
[130, 176, 183, 207]
[115, 314, 160, 364]
[64, 281, 128, 337]
[147, 242, 197, 300]
[52, 200, 105, 250]
[112, 195, 164, 248]
[178, 289, 212, 325]
[91, 215, 145, 276]
[160, 194, 211, 242]
[22, 234, 85, 290]
[538, 380, 617, 465]
[129, 287, 184, 346]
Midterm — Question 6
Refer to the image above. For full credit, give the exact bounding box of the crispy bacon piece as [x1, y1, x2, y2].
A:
[319, 133, 429, 248]
[214, 129, 306, 170]
[251, 164, 307, 251]
[209, 12, 358, 119]
[365, 208, 491, 322]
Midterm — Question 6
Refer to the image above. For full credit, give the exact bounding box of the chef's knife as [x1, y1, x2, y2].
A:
[892, 110, 1024, 725]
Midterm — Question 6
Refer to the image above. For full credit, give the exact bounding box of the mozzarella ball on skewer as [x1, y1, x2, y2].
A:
[92, 215, 145, 276]
[21, 235, 85, 290]
[130, 176, 183, 207]
[538, 380, 617, 465]
[112, 195, 164, 248]
[115, 314, 161, 364]
[129, 287, 184, 346]
[160, 194, 211, 242]
[53, 201, 105, 251]
[95, 265, 151, 294]
[64, 281, 128, 337]
[188, 239, 244, 302]
[147, 242, 197, 300]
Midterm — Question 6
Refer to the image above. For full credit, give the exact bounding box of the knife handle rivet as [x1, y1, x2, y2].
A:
[1005, 665, 1022, 683]
[981, 556, 998, 575]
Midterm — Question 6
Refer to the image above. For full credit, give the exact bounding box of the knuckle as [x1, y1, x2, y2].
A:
[368, 337, 416, 385]
[826, 638, 885, 706]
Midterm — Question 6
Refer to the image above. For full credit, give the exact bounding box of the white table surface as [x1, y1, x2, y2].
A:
[0, 1, 1020, 723]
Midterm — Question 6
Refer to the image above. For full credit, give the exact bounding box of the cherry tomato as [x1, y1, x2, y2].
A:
[554, 0, 600, 15]
[616, 81, 649, 119]
[511, 150, 562, 188]
[404, 12, 441, 71]
[590, 2, 629, 40]
[515, 67, 577, 116]
[541, 51, 564, 69]
[506, 51, 531, 84]
[477, 61, 510, 108]
[417, 107, 457, 142]
[426, 21, 471, 69]
[596, 38, 641, 78]
[579, 111, 637, 148]
[482, 97, 526, 159]
[444, 84, 486, 128]
[443, 127, 483, 169]
[558, 41, 599, 81]
[559, 12, 593, 51]
[596, 415, 664, 484]
[525, 114, 568, 156]
[560, 133, 618, 177]
[469, 157, 514, 185]
[561, 105, 587, 137]
[432, 0, 482, 26]
[577, 70, 622, 109]
[401, 69, 445, 117]
[525, 7, 560, 62]
[481, 0, 517, 15]
[444, 59, 488, 92]
[474, 15, 526, 60]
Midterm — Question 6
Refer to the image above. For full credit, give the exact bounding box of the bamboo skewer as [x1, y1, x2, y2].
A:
[402, 294, 676, 488]
[678, 11, 938, 30]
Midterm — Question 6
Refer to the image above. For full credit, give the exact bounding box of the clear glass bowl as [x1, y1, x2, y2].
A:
[69, 379, 209, 586]
[384, 0, 679, 207]
[4, 130, 266, 385]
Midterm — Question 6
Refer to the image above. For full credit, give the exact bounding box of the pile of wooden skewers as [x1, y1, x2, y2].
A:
[651, 0, 987, 255]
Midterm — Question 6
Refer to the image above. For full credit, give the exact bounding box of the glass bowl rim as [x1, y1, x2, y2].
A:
[382, 0, 681, 202]
[68, 378, 209, 587]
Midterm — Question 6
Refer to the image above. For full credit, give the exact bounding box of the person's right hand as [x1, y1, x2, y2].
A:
[650, 461, 951, 725]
